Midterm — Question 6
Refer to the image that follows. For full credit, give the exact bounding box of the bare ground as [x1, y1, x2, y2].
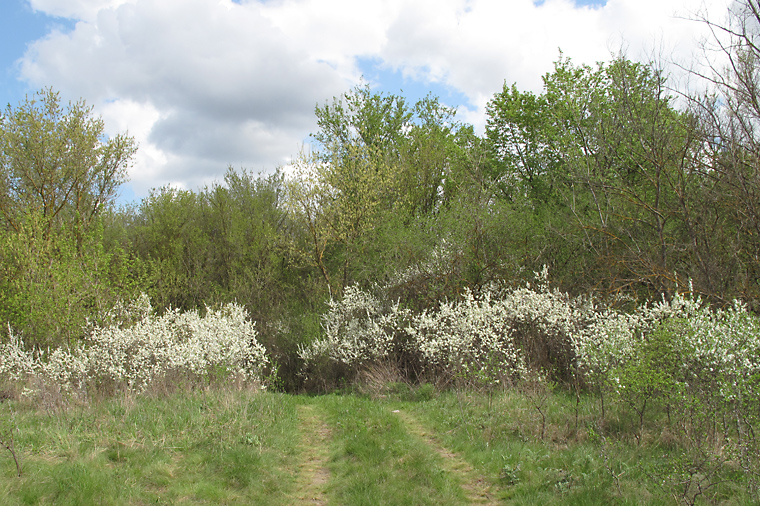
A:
[292, 403, 332, 505]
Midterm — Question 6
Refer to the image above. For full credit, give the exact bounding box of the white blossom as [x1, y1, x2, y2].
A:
[0, 294, 268, 396]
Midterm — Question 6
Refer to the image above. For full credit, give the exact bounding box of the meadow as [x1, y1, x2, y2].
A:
[0, 381, 757, 506]
[4, 6, 760, 503]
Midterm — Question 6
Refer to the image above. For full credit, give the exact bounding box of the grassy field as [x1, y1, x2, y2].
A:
[0, 384, 756, 505]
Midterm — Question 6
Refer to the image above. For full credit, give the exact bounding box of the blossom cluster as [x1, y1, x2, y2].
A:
[407, 288, 527, 381]
[0, 296, 268, 396]
[301, 271, 760, 413]
[299, 270, 592, 383]
[571, 289, 760, 394]
[642, 297, 760, 404]
[298, 285, 410, 368]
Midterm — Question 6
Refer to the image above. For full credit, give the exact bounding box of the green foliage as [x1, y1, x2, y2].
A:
[127, 169, 292, 313]
[0, 88, 136, 242]
[612, 319, 686, 440]
[486, 55, 705, 300]
[0, 211, 134, 348]
[294, 83, 484, 302]
[0, 89, 137, 347]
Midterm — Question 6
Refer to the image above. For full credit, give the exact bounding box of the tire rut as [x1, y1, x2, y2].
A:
[391, 408, 501, 505]
[293, 403, 331, 505]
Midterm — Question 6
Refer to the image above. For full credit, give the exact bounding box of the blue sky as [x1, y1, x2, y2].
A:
[0, 0, 727, 203]
[1, 1, 70, 109]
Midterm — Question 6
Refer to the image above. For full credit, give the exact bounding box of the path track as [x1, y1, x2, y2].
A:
[392, 408, 502, 505]
[292, 403, 331, 505]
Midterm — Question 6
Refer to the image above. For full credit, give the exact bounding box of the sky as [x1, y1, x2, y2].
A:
[0, 0, 733, 203]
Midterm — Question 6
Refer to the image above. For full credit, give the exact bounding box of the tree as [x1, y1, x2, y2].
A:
[687, 0, 760, 305]
[285, 145, 401, 296]
[312, 81, 411, 159]
[486, 56, 704, 300]
[0, 89, 137, 346]
[398, 94, 461, 215]
[0, 88, 137, 245]
[289, 84, 483, 299]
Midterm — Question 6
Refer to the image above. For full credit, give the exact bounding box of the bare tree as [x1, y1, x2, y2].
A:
[686, 0, 760, 304]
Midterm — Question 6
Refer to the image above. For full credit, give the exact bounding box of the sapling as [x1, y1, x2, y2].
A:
[0, 407, 21, 477]
[0, 430, 21, 477]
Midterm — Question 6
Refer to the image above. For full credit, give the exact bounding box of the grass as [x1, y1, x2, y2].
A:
[319, 394, 469, 505]
[0, 387, 300, 505]
[394, 386, 758, 506]
[0, 383, 757, 505]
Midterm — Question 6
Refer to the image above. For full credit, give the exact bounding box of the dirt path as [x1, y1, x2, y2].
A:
[391, 408, 502, 505]
[292, 403, 331, 505]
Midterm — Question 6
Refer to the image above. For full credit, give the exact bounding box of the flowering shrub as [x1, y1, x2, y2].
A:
[0, 295, 268, 396]
[571, 290, 704, 391]
[302, 274, 760, 444]
[572, 307, 642, 386]
[298, 286, 411, 385]
[300, 270, 594, 385]
[493, 279, 592, 382]
[0, 326, 36, 382]
[86, 302, 268, 392]
[572, 290, 760, 402]
[408, 288, 526, 384]
[571, 290, 760, 488]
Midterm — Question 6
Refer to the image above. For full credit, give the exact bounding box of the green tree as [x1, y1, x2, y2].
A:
[486, 56, 704, 300]
[285, 145, 401, 296]
[0, 89, 137, 346]
[312, 81, 411, 159]
[129, 186, 208, 310]
[290, 84, 482, 300]
[0, 88, 136, 245]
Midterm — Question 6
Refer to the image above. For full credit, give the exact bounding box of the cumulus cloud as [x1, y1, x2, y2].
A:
[374, 0, 729, 129]
[21, 0, 350, 195]
[18, 0, 731, 198]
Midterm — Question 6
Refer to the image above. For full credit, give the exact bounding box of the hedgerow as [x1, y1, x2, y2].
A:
[295, 274, 760, 494]
[298, 269, 592, 386]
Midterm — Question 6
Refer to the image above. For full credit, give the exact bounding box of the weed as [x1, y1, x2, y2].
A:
[500, 461, 521, 486]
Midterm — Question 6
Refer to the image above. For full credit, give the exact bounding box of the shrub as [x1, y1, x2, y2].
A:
[0, 295, 269, 398]
[299, 269, 594, 387]
[298, 285, 411, 387]
[407, 287, 527, 385]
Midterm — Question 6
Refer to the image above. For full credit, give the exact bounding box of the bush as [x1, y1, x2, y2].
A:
[0, 294, 269, 398]
[298, 269, 594, 387]
[298, 285, 411, 388]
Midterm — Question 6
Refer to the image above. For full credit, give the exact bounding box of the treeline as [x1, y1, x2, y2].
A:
[3, 2, 760, 389]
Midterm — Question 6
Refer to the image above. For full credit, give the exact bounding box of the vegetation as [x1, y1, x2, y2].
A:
[1, 386, 759, 505]
[2, 1, 760, 503]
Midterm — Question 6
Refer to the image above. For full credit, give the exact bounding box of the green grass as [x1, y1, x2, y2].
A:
[0, 388, 300, 505]
[318, 394, 468, 505]
[0, 385, 757, 505]
[392, 387, 758, 506]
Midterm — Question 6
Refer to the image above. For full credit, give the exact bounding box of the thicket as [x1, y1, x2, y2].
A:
[3, 2, 760, 383]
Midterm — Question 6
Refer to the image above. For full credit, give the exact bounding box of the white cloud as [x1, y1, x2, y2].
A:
[374, 0, 731, 131]
[18, 0, 733, 198]
[20, 0, 349, 197]
[29, 0, 132, 22]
